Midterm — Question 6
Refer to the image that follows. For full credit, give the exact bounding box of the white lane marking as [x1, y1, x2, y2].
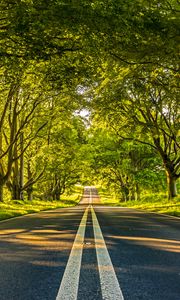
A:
[91, 206, 124, 300]
[56, 206, 89, 300]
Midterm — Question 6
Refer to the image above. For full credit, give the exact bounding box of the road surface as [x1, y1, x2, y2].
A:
[0, 187, 180, 300]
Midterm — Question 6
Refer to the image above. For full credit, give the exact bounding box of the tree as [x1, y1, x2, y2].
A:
[0, 63, 49, 201]
[0, 0, 179, 202]
[37, 114, 87, 200]
[88, 127, 165, 200]
[92, 65, 179, 199]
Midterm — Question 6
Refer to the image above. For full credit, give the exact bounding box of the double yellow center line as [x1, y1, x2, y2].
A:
[56, 194, 124, 300]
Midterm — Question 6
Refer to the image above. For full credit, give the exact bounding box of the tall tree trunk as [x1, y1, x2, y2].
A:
[27, 188, 33, 201]
[55, 190, 61, 201]
[163, 157, 178, 199]
[153, 138, 178, 200]
[27, 161, 33, 201]
[19, 132, 24, 200]
[12, 141, 20, 200]
[130, 186, 136, 200]
[166, 171, 177, 200]
[135, 183, 140, 201]
[121, 186, 129, 201]
[0, 131, 4, 202]
[0, 182, 3, 202]
[55, 180, 61, 200]
[0, 84, 20, 202]
[11, 114, 21, 200]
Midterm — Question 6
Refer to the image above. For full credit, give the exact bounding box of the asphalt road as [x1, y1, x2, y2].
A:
[0, 187, 179, 300]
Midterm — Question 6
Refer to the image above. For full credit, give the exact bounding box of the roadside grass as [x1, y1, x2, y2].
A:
[0, 185, 83, 221]
[98, 187, 180, 217]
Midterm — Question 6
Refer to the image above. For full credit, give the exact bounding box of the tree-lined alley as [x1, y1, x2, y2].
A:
[0, 0, 179, 202]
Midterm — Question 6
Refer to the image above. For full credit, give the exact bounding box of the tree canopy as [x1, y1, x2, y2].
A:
[0, 0, 179, 201]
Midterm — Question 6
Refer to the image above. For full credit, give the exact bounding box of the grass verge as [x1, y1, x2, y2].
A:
[0, 186, 83, 221]
[98, 187, 180, 217]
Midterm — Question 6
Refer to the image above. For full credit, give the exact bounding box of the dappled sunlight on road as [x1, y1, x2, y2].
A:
[7, 230, 74, 248]
[79, 186, 101, 205]
[0, 229, 26, 235]
[108, 235, 180, 253]
[30, 260, 66, 267]
[79, 196, 101, 205]
[0, 209, 86, 270]
[0, 227, 76, 267]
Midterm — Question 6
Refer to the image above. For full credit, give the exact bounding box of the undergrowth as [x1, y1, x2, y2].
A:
[98, 187, 180, 217]
[0, 185, 83, 221]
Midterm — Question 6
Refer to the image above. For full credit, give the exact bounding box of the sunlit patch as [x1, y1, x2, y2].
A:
[108, 235, 180, 253]
[0, 229, 25, 235]
[14, 231, 74, 246]
[0, 227, 76, 255]
[32, 229, 64, 234]
[30, 260, 66, 267]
